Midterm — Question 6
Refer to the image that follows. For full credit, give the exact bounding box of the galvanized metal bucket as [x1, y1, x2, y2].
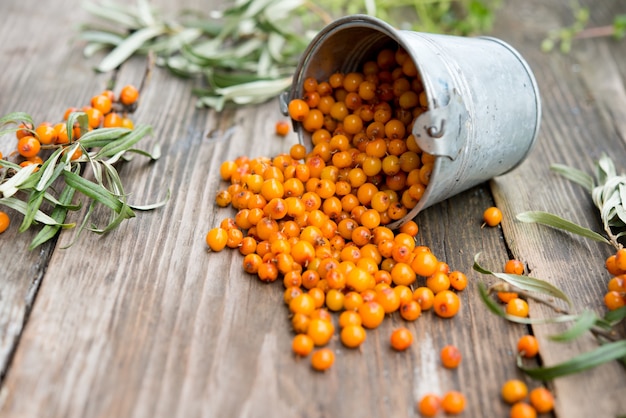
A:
[280, 15, 541, 229]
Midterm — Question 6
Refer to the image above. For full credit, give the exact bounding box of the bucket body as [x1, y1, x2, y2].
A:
[281, 15, 541, 228]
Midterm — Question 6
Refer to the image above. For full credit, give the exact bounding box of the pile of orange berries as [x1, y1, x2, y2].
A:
[501, 379, 554, 418]
[0, 84, 140, 235]
[206, 45, 468, 376]
[604, 248, 626, 310]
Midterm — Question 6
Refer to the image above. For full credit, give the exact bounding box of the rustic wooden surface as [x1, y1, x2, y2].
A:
[1, 0, 625, 417]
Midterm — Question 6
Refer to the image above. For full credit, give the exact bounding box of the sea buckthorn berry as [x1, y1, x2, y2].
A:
[35, 124, 57, 145]
[441, 391, 466, 415]
[104, 112, 123, 128]
[411, 251, 439, 277]
[206, 227, 228, 251]
[119, 84, 139, 106]
[483, 206, 503, 227]
[122, 117, 134, 130]
[608, 275, 626, 292]
[497, 291, 519, 303]
[413, 286, 435, 310]
[307, 317, 335, 346]
[505, 259, 525, 275]
[501, 379, 529, 404]
[418, 394, 441, 417]
[528, 387, 554, 413]
[399, 300, 421, 321]
[311, 348, 335, 371]
[17, 136, 41, 158]
[339, 310, 362, 328]
[257, 262, 278, 282]
[16, 122, 34, 139]
[275, 120, 290, 136]
[440, 345, 462, 368]
[616, 248, 626, 271]
[325, 288, 345, 311]
[292, 334, 314, 357]
[604, 290, 626, 310]
[289, 293, 316, 316]
[426, 272, 450, 293]
[390, 327, 413, 351]
[0, 211, 10, 234]
[517, 335, 539, 358]
[433, 290, 461, 318]
[341, 324, 367, 348]
[358, 301, 385, 329]
[399, 220, 418, 236]
[509, 402, 536, 418]
[506, 297, 530, 317]
[242, 253, 262, 274]
[449, 271, 468, 291]
[375, 286, 401, 313]
[391, 262, 416, 286]
[343, 291, 364, 311]
[288, 99, 310, 122]
[91, 94, 112, 114]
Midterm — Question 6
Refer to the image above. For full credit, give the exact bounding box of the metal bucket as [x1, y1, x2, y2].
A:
[280, 15, 541, 229]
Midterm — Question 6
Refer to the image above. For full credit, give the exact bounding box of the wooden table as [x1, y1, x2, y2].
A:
[1, 0, 625, 417]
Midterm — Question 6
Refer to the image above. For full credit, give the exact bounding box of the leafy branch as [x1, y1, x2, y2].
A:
[79, 0, 502, 110]
[0, 112, 166, 249]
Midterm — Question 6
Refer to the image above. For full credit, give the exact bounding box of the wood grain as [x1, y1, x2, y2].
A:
[1, 0, 625, 417]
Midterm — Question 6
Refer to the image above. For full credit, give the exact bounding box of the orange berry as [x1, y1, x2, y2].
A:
[15, 122, 33, 139]
[604, 290, 626, 310]
[441, 391, 466, 415]
[418, 393, 441, 417]
[413, 286, 435, 311]
[497, 291, 519, 303]
[35, 124, 57, 145]
[16, 136, 41, 158]
[440, 345, 462, 368]
[119, 84, 139, 106]
[399, 300, 421, 321]
[411, 251, 438, 277]
[91, 94, 113, 114]
[310, 348, 335, 371]
[358, 301, 385, 329]
[433, 290, 461, 318]
[616, 248, 626, 271]
[275, 120, 290, 136]
[509, 402, 537, 418]
[449, 271, 468, 291]
[528, 387, 554, 413]
[483, 206, 503, 227]
[390, 327, 413, 351]
[307, 317, 335, 346]
[506, 298, 530, 317]
[0, 211, 10, 234]
[505, 259, 525, 275]
[103, 112, 123, 128]
[501, 379, 529, 404]
[340, 324, 367, 348]
[517, 335, 539, 358]
[292, 334, 314, 356]
[288, 99, 310, 122]
[205, 227, 228, 251]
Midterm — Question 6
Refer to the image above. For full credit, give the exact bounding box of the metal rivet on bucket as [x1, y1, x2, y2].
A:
[280, 15, 541, 229]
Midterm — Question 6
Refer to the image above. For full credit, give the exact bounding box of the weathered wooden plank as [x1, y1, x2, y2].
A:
[491, 1, 626, 417]
[1, 0, 625, 417]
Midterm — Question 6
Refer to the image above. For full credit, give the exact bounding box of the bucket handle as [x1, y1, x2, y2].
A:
[413, 89, 468, 160]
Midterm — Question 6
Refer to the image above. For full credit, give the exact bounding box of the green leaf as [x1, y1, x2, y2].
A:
[550, 163, 594, 192]
[473, 254, 572, 307]
[29, 181, 79, 250]
[548, 309, 598, 342]
[95, 125, 152, 158]
[129, 189, 169, 210]
[0, 112, 34, 128]
[516, 210, 611, 245]
[519, 340, 626, 380]
[96, 25, 165, 72]
[77, 127, 132, 148]
[62, 170, 134, 217]
[65, 111, 89, 143]
[604, 305, 626, 325]
[0, 163, 40, 198]
[0, 196, 70, 227]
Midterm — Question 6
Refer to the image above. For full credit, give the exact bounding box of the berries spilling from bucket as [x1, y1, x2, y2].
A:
[206, 46, 468, 378]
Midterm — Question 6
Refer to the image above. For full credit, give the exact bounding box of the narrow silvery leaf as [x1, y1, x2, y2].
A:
[0, 164, 39, 198]
[550, 163, 594, 192]
[79, 30, 125, 45]
[82, 1, 141, 28]
[0, 196, 65, 226]
[519, 340, 626, 380]
[136, 0, 155, 26]
[97, 26, 165, 72]
[548, 310, 598, 342]
[516, 211, 611, 245]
